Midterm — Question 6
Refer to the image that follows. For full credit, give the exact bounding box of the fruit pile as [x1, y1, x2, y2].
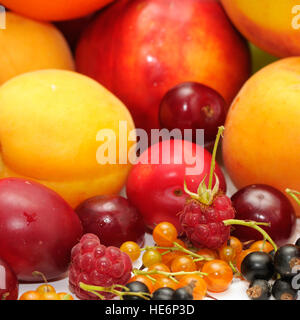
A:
[0, 0, 299, 302]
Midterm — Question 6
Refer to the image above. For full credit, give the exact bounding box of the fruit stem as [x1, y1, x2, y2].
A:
[286, 188, 300, 206]
[208, 126, 225, 190]
[142, 243, 213, 261]
[223, 219, 277, 252]
[79, 282, 152, 300]
[133, 269, 207, 281]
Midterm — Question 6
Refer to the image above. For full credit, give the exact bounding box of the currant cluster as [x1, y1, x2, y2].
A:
[242, 240, 300, 300]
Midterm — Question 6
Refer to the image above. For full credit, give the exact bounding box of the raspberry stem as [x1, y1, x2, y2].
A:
[286, 188, 300, 206]
[223, 219, 277, 252]
[79, 282, 152, 300]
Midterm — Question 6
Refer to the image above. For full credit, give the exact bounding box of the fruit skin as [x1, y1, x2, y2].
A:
[296, 239, 300, 247]
[223, 57, 300, 217]
[0, 69, 135, 208]
[75, 196, 145, 247]
[152, 287, 175, 301]
[0, 12, 74, 86]
[0, 257, 18, 300]
[173, 287, 193, 301]
[231, 185, 296, 245]
[221, 0, 300, 58]
[241, 252, 274, 282]
[180, 194, 235, 249]
[202, 260, 233, 293]
[272, 279, 298, 301]
[126, 139, 226, 231]
[0, 178, 82, 282]
[19, 291, 42, 301]
[246, 279, 271, 300]
[76, 0, 251, 133]
[1, 0, 114, 21]
[159, 82, 226, 144]
[273, 245, 300, 278]
[123, 281, 150, 301]
[69, 233, 132, 300]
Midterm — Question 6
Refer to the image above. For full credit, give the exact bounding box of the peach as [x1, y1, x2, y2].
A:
[223, 57, 300, 216]
[221, 0, 300, 57]
[0, 12, 74, 85]
[0, 70, 135, 207]
[1, 0, 114, 21]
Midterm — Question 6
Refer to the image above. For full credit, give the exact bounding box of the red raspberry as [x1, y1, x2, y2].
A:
[69, 233, 132, 300]
[180, 194, 235, 249]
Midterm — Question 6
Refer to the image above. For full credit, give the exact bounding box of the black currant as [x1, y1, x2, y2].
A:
[274, 244, 300, 278]
[123, 281, 150, 300]
[272, 278, 298, 300]
[152, 287, 175, 300]
[241, 251, 274, 282]
[173, 287, 193, 300]
[246, 279, 271, 300]
[296, 238, 300, 247]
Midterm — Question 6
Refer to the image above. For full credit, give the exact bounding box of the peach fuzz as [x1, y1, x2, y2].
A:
[223, 57, 300, 217]
[0, 70, 135, 208]
[1, 0, 114, 21]
[221, 0, 300, 58]
[0, 12, 74, 85]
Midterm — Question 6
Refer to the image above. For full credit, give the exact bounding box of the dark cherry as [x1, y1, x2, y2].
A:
[75, 195, 146, 247]
[159, 82, 226, 144]
[0, 257, 18, 300]
[231, 184, 296, 245]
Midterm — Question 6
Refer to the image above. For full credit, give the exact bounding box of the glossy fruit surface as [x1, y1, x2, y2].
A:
[241, 252, 274, 282]
[250, 241, 274, 253]
[170, 256, 197, 275]
[0, 258, 18, 300]
[152, 277, 177, 291]
[153, 222, 178, 247]
[126, 139, 226, 231]
[128, 276, 154, 293]
[123, 281, 150, 301]
[120, 242, 141, 262]
[0, 12, 74, 86]
[69, 234, 132, 300]
[75, 196, 145, 247]
[178, 275, 207, 300]
[274, 245, 300, 278]
[173, 287, 193, 300]
[223, 58, 300, 217]
[76, 0, 250, 133]
[41, 292, 60, 300]
[296, 238, 300, 247]
[202, 260, 233, 293]
[36, 284, 56, 295]
[159, 82, 226, 144]
[0, 178, 82, 281]
[142, 249, 162, 268]
[152, 287, 175, 301]
[231, 185, 296, 245]
[236, 249, 256, 273]
[0, 70, 134, 208]
[195, 249, 219, 270]
[19, 291, 41, 300]
[1, 0, 114, 21]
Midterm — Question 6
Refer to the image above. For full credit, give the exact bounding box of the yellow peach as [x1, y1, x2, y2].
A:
[223, 57, 300, 216]
[221, 0, 300, 57]
[0, 12, 74, 85]
[0, 70, 135, 207]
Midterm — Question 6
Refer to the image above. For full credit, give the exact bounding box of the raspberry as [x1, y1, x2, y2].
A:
[180, 194, 235, 249]
[69, 233, 132, 300]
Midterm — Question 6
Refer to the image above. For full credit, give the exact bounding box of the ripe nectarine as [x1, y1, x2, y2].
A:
[0, 12, 74, 85]
[223, 57, 300, 217]
[1, 0, 114, 21]
[0, 70, 135, 208]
